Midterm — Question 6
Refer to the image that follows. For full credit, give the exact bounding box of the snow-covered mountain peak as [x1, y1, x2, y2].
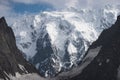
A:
[11, 5, 120, 77]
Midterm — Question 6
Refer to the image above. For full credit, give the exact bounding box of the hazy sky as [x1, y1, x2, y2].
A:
[0, 0, 120, 24]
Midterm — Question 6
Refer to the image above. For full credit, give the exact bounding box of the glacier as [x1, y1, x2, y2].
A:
[11, 5, 120, 77]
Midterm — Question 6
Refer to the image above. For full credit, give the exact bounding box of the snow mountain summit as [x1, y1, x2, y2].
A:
[11, 5, 120, 77]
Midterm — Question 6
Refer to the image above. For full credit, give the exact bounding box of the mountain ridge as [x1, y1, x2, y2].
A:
[0, 10, 120, 80]
[70, 15, 120, 80]
[0, 17, 41, 80]
[11, 5, 120, 77]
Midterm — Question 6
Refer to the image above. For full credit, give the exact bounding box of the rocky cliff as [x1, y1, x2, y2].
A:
[0, 17, 40, 80]
[70, 15, 120, 80]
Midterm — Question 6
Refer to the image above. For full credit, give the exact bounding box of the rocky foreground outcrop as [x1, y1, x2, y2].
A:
[70, 15, 120, 80]
[0, 17, 40, 80]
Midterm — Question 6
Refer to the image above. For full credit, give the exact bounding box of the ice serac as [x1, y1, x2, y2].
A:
[70, 15, 120, 80]
[0, 17, 40, 80]
[11, 5, 120, 77]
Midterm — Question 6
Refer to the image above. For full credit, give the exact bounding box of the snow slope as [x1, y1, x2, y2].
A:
[11, 5, 120, 77]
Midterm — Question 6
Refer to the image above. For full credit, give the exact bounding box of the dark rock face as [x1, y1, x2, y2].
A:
[32, 33, 55, 77]
[0, 17, 39, 80]
[70, 15, 120, 80]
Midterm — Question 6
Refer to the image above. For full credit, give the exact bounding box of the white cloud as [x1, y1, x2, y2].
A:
[0, 0, 120, 25]
[11, 0, 68, 9]
[0, 0, 120, 16]
[12, 0, 38, 4]
[0, 5, 11, 16]
[10, 0, 120, 9]
[86, 0, 120, 8]
[0, 1, 11, 17]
